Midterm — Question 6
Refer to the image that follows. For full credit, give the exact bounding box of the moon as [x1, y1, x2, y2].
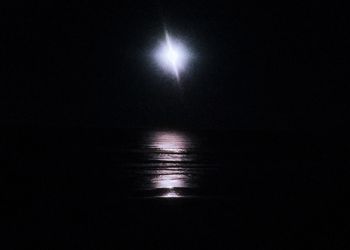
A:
[153, 30, 192, 82]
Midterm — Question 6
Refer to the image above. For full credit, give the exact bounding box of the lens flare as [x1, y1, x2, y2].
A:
[153, 30, 191, 82]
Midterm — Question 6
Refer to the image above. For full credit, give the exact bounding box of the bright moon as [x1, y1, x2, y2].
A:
[153, 30, 191, 82]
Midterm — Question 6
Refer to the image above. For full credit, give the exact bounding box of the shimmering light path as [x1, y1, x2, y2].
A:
[120, 131, 222, 199]
[142, 131, 196, 198]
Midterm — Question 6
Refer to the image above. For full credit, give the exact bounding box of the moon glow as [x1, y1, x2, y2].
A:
[153, 30, 191, 82]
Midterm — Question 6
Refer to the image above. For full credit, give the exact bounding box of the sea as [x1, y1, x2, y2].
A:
[3, 129, 348, 249]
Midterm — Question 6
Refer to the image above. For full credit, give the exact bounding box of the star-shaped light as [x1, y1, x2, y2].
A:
[153, 30, 191, 82]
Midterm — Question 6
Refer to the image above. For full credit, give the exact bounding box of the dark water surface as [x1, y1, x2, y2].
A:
[3, 129, 349, 249]
[109, 130, 222, 198]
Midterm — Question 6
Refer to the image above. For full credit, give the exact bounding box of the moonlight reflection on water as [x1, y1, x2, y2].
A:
[142, 131, 196, 198]
[149, 131, 192, 153]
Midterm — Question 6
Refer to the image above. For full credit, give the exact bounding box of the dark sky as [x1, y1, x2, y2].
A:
[1, 1, 347, 130]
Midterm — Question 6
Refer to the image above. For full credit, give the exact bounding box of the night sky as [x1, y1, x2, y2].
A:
[1, 1, 347, 130]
